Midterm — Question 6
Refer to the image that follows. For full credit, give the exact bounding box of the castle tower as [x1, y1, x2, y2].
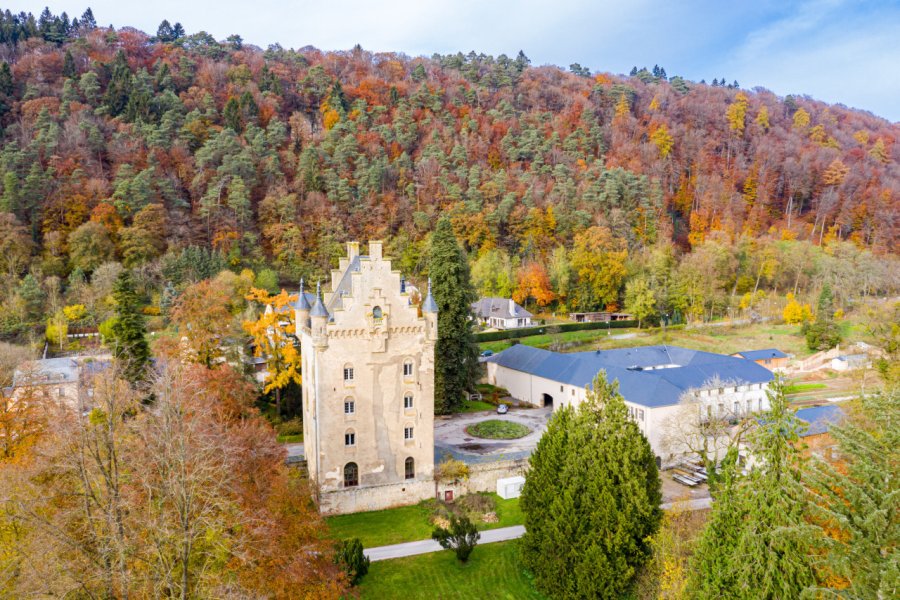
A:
[298, 241, 437, 514]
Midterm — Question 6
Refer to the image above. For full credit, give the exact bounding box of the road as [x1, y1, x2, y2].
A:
[363, 497, 712, 562]
[364, 525, 526, 562]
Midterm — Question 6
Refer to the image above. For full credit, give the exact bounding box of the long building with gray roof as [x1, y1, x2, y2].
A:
[485, 344, 775, 463]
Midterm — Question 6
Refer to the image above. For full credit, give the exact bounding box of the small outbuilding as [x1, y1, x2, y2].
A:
[496, 475, 526, 499]
[831, 354, 869, 371]
[731, 348, 789, 371]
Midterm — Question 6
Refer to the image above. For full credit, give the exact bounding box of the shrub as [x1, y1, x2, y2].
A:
[334, 538, 369, 585]
[432, 514, 480, 562]
[803, 320, 842, 351]
[276, 417, 303, 436]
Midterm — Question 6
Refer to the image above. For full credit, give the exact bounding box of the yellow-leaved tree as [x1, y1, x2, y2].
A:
[755, 105, 770, 131]
[783, 293, 813, 325]
[243, 288, 302, 414]
[792, 107, 810, 131]
[726, 92, 749, 134]
[650, 123, 675, 158]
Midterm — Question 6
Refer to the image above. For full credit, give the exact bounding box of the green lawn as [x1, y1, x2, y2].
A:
[358, 540, 545, 599]
[276, 433, 303, 443]
[327, 502, 434, 547]
[479, 322, 825, 358]
[459, 399, 496, 413]
[784, 382, 827, 395]
[327, 494, 525, 548]
[466, 419, 531, 439]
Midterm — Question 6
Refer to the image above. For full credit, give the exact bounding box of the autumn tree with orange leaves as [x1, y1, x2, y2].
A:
[243, 287, 302, 415]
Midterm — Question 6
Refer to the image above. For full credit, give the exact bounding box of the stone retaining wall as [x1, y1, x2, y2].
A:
[317, 457, 531, 515]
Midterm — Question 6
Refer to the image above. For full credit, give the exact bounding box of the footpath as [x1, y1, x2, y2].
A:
[363, 497, 711, 562]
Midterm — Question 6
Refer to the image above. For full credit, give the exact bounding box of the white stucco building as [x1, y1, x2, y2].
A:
[471, 297, 533, 329]
[485, 344, 775, 464]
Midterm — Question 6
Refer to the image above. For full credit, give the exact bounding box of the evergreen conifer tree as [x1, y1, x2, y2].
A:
[62, 50, 76, 78]
[520, 372, 662, 598]
[688, 379, 815, 598]
[0, 62, 13, 96]
[110, 269, 150, 385]
[798, 389, 899, 597]
[428, 216, 478, 414]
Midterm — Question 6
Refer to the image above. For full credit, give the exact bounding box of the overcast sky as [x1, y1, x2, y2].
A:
[13, 0, 900, 122]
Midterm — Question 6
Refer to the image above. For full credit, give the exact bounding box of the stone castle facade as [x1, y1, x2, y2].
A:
[296, 241, 438, 514]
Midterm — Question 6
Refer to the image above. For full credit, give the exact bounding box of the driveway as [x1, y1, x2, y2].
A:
[434, 406, 552, 464]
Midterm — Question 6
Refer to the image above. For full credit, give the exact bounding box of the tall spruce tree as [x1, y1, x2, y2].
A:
[110, 269, 150, 385]
[798, 388, 899, 598]
[428, 216, 478, 414]
[520, 372, 662, 598]
[688, 378, 815, 598]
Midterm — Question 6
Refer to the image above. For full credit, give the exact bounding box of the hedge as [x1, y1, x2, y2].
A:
[474, 319, 638, 342]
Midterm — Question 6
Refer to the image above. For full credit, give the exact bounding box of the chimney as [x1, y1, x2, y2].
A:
[369, 240, 383, 260]
[346, 241, 359, 261]
[509, 298, 516, 316]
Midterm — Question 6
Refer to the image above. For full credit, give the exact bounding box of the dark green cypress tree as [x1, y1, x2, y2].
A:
[428, 216, 478, 414]
[103, 50, 132, 117]
[223, 96, 242, 132]
[689, 379, 815, 598]
[110, 270, 150, 385]
[0, 62, 13, 96]
[62, 49, 76, 78]
[521, 372, 662, 598]
[798, 389, 899, 598]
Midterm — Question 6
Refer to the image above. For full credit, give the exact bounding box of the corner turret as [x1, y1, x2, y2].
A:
[423, 278, 438, 342]
[310, 281, 329, 348]
[295, 277, 311, 333]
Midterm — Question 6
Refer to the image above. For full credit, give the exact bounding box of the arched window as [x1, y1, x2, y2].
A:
[405, 457, 415, 480]
[404, 393, 413, 410]
[344, 462, 358, 487]
[373, 306, 383, 322]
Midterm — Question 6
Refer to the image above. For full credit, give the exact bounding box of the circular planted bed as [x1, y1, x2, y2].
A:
[465, 419, 531, 440]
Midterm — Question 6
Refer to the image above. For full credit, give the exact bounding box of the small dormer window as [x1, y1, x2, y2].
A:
[373, 306, 383, 322]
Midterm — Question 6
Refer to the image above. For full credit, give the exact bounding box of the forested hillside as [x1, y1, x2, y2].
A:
[0, 7, 897, 338]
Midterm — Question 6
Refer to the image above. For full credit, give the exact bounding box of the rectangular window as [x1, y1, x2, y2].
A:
[404, 395, 413, 409]
[403, 363, 413, 377]
[344, 367, 354, 382]
[58, 388, 65, 397]
[344, 401, 355, 415]
[734, 401, 740, 415]
[345, 432, 355, 446]
[404, 427, 414, 440]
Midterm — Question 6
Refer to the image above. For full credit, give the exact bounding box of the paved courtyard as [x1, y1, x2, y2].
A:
[434, 406, 552, 464]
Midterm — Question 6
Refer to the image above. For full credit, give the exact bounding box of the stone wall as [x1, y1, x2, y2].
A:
[319, 479, 436, 515]
[318, 457, 531, 515]
[436, 458, 530, 500]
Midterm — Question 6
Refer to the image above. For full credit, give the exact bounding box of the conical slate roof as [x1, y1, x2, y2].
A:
[422, 278, 438, 314]
[310, 281, 329, 318]
[295, 277, 312, 310]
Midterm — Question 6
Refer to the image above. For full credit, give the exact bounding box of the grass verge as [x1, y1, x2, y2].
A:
[357, 540, 544, 599]
[327, 494, 524, 548]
